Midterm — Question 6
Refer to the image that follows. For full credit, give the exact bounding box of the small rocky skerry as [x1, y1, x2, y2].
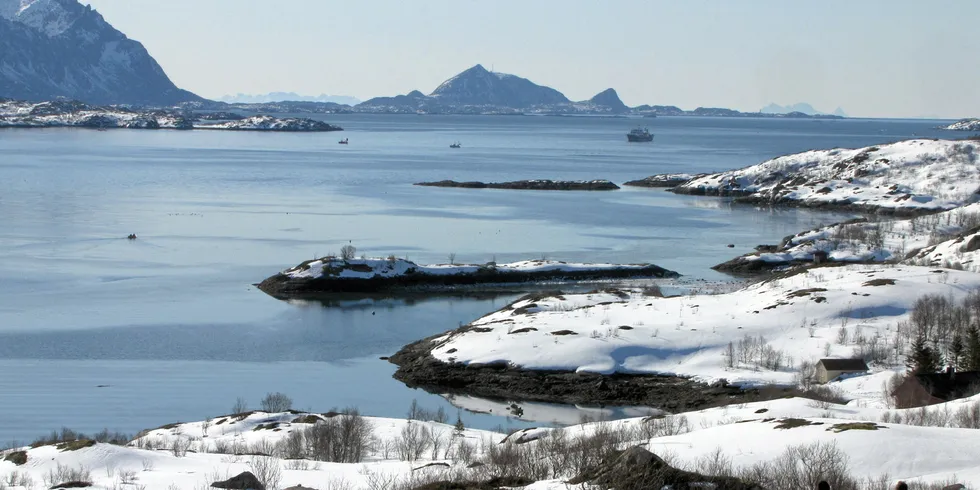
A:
[622, 173, 701, 188]
[415, 179, 620, 191]
[257, 257, 678, 299]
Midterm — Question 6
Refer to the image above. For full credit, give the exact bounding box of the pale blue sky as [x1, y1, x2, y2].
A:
[83, 0, 979, 118]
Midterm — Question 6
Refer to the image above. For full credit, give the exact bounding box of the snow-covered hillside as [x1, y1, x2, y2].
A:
[424, 265, 980, 385]
[2, 400, 977, 490]
[715, 202, 980, 273]
[941, 118, 980, 131]
[672, 139, 980, 213]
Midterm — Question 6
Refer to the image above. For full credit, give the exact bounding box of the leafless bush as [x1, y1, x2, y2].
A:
[739, 441, 856, 490]
[43, 463, 92, 488]
[141, 458, 154, 471]
[640, 415, 691, 439]
[247, 456, 282, 490]
[796, 359, 817, 390]
[260, 392, 293, 412]
[396, 421, 433, 462]
[231, 397, 248, 414]
[801, 385, 848, 408]
[359, 467, 400, 490]
[171, 437, 191, 457]
[340, 244, 357, 261]
[955, 400, 980, 428]
[696, 447, 734, 477]
[118, 469, 138, 484]
[303, 408, 372, 463]
[836, 326, 848, 344]
[284, 459, 314, 470]
[406, 399, 448, 423]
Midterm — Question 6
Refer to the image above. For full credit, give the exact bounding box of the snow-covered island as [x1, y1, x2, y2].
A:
[0, 99, 343, 132]
[391, 264, 980, 403]
[415, 179, 621, 191]
[940, 118, 980, 131]
[714, 202, 980, 273]
[667, 139, 980, 214]
[258, 256, 679, 299]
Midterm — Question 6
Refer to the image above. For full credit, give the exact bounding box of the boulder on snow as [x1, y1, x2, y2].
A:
[211, 472, 265, 490]
[568, 446, 763, 490]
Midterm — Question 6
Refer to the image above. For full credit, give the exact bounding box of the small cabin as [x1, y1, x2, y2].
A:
[815, 358, 869, 384]
[892, 368, 980, 408]
[812, 250, 830, 264]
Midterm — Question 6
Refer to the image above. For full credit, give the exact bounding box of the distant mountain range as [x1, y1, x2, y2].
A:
[0, 0, 200, 106]
[761, 102, 847, 118]
[350, 64, 844, 118]
[218, 92, 361, 106]
[0, 3, 847, 119]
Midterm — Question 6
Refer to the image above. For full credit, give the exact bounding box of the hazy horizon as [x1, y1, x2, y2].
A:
[81, 0, 980, 119]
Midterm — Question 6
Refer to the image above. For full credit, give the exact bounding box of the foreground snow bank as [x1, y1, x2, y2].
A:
[2, 402, 977, 490]
[426, 264, 980, 385]
[672, 139, 980, 213]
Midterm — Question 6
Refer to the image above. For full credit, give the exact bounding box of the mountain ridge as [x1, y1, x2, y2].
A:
[0, 0, 201, 106]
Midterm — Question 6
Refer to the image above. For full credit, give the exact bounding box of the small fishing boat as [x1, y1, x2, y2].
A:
[449, 142, 461, 148]
[338, 138, 348, 144]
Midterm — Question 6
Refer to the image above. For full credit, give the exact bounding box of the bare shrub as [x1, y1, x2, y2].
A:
[396, 421, 432, 462]
[231, 397, 249, 415]
[359, 467, 399, 490]
[247, 456, 282, 490]
[696, 447, 734, 477]
[43, 463, 92, 488]
[802, 385, 848, 408]
[739, 441, 856, 490]
[340, 244, 357, 261]
[303, 408, 372, 463]
[796, 359, 817, 390]
[170, 437, 191, 457]
[260, 392, 293, 412]
[954, 400, 980, 429]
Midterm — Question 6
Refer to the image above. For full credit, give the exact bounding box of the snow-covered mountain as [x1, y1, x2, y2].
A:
[761, 102, 847, 117]
[218, 92, 360, 105]
[0, 0, 201, 106]
[428, 64, 569, 107]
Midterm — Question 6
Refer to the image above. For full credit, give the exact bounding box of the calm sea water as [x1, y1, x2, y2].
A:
[0, 114, 952, 443]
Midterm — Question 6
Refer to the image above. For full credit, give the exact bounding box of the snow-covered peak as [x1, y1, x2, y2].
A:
[1, 0, 86, 36]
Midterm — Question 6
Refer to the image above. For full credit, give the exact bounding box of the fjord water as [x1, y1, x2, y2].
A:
[0, 114, 950, 442]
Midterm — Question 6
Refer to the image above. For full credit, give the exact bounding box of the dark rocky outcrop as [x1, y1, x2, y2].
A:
[623, 174, 701, 188]
[569, 446, 763, 490]
[4, 450, 27, 465]
[415, 179, 620, 191]
[211, 472, 265, 490]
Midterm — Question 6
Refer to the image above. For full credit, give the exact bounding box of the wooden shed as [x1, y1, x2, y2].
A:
[815, 358, 869, 383]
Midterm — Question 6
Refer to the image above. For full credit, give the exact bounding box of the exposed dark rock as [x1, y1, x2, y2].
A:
[623, 174, 699, 188]
[211, 472, 265, 490]
[4, 450, 27, 465]
[415, 179, 619, 191]
[409, 477, 533, 490]
[568, 446, 763, 490]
